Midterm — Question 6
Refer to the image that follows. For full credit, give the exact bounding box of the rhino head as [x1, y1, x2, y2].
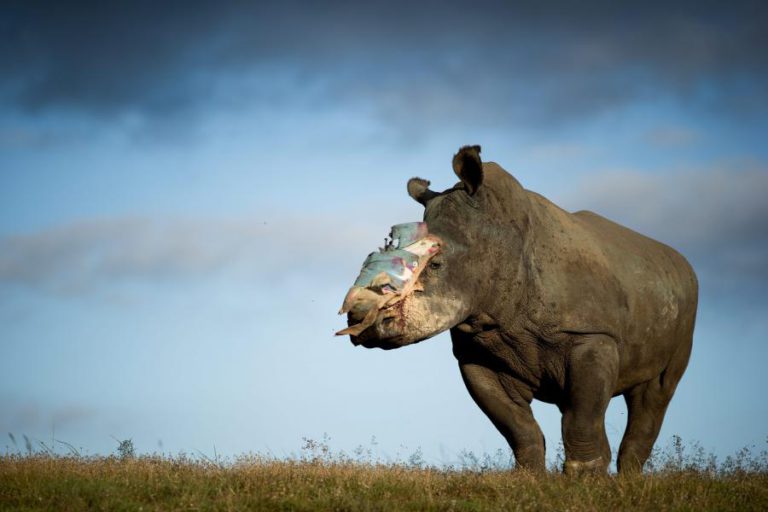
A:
[337, 145, 525, 350]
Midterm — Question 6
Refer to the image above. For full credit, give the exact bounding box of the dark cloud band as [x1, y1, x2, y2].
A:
[2, 1, 767, 128]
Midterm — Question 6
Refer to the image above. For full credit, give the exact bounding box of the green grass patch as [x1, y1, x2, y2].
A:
[2, 435, 767, 511]
[1, 453, 767, 511]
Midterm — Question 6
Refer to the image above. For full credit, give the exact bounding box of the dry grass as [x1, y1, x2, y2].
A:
[2, 451, 767, 511]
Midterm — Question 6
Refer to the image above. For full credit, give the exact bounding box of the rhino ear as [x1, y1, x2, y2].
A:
[407, 177, 439, 206]
[452, 145, 483, 195]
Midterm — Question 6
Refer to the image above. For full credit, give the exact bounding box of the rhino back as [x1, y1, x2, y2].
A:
[517, 192, 697, 387]
[571, 209, 698, 329]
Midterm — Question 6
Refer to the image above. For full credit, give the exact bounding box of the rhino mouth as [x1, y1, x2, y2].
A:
[349, 309, 435, 350]
[351, 334, 403, 350]
[347, 312, 404, 349]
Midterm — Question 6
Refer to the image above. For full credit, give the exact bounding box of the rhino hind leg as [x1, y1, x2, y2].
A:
[617, 337, 693, 473]
[561, 334, 619, 475]
[459, 362, 546, 472]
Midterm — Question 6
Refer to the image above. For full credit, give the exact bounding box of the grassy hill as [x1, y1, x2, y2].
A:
[1, 437, 767, 511]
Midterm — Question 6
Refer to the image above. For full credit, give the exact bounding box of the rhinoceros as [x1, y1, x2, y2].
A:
[337, 145, 697, 474]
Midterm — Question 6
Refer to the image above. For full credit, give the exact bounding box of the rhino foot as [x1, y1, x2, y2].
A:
[563, 457, 607, 476]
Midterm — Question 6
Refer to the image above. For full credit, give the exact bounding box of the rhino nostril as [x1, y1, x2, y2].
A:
[347, 310, 367, 323]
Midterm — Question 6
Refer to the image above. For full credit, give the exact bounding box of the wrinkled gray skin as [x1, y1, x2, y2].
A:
[345, 146, 697, 474]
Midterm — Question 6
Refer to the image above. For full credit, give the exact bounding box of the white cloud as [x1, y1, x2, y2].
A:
[557, 162, 768, 288]
[644, 126, 700, 148]
[0, 212, 405, 295]
[3, 164, 765, 299]
[0, 401, 96, 432]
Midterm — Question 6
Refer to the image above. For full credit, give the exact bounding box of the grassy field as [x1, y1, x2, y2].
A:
[2, 438, 767, 511]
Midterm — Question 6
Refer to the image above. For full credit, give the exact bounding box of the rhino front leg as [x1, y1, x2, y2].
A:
[561, 334, 619, 475]
[459, 362, 546, 471]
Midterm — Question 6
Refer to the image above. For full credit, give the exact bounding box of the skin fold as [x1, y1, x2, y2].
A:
[342, 145, 698, 474]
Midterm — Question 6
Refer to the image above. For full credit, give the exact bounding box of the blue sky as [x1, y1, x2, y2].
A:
[1, 1, 767, 467]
